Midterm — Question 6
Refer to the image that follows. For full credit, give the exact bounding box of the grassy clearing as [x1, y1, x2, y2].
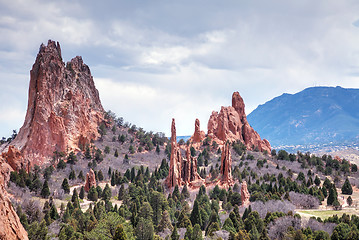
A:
[298, 209, 359, 219]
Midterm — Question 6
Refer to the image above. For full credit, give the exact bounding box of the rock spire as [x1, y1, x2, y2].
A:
[191, 118, 206, 143]
[241, 181, 250, 207]
[165, 119, 183, 188]
[219, 143, 234, 186]
[84, 169, 97, 192]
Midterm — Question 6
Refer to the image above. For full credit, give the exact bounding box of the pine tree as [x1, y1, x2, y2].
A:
[88, 186, 98, 201]
[61, 178, 70, 194]
[98, 170, 104, 181]
[114, 149, 119, 157]
[111, 173, 116, 186]
[114, 224, 127, 240]
[118, 184, 125, 200]
[171, 226, 179, 240]
[72, 188, 80, 209]
[41, 180, 50, 198]
[190, 200, 202, 227]
[49, 204, 59, 220]
[157, 210, 173, 232]
[341, 178, 353, 195]
[193, 224, 203, 240]
[78, 170, 85, 181]
[327, 186, 338, 206]
[102, 184, 112, 201]
[79, 186, 85, 199]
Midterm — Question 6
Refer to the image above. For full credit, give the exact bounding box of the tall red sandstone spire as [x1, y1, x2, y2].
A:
[219, 142, 234, 186]
[191, 118, 205, 143]
[166, 119, 182, 188]
[6, 40, 104, 167]
[208, 92, 271, 153]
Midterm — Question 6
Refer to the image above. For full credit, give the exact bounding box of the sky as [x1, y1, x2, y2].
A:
[1, 0, 359, 138]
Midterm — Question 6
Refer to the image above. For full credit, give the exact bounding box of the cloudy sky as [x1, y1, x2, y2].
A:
[1, 0, 359, 137]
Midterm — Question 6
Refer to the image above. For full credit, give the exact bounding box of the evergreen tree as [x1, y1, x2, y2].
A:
[347, 196, 353, 206]
[98, 170, 104, 181]
[111, 173, 116, 186]
[49, 204, 59, 220]
[193, 224, 203, 240]
[327, 186, 338, 206]
[114, 149, 119, 157]
[41, 180, 50, 198]
[341, 178, 353, 195]
[69, 169, 76, 180]
[67, 151, 77, 164]
[171, 226, 179, 240]
[79, 186, 85, 199]
[72, 188, 80, 209]
[102, 184, 112, 201]
[78, 170, 85, 181]
[113, 224, 127, 240]
[314, 175, 321, 186]
[136, 217, 154, 240]
[118, 184, 125, 200]
[61, 178, 70, 194]
[157, 210, 173, 232]
[156, 145, 160, 154]
[190, 200, 202, 227]
[88, 186, 98, 201]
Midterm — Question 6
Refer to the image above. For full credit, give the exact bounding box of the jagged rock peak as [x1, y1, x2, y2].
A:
[207, 91, 271, 153]
[7, 40, 104, 167]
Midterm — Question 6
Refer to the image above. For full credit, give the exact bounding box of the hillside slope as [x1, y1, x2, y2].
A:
[247, 86, 359, 146]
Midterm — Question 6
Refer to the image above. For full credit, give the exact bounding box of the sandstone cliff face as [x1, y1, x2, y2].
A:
[0, 158, 28, 240]
[190, 119, 206, 143]
[241, 181, 250, 207]
[84, 169, 97, 192]
[207, 92, 271, 153]
[9, 40, 104, 167]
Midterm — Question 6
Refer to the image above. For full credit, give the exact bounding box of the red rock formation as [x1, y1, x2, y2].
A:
[84, 169, 97, 192]
[1, 146, 29, 172]
[182, 145, 202, 184]
[207, 92, 271, 153]
[191, 119, 206, 143]
[0, 157, 28, 240]
[219, 143, 234, 186]
[7, 40, 104, 167]
[166, 119, 183, 188]
[241, 181, 250, 207]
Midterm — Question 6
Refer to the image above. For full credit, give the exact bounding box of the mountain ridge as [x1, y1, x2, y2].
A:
[248, 86, 359, 146]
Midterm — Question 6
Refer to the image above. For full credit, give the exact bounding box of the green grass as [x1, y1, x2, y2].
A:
[298, 209, 358, 219]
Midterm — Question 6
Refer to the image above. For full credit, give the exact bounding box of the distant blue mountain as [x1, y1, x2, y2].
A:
[247, 86, 359, 146]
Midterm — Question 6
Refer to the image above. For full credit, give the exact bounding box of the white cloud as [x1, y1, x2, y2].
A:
[1, 0, 359, 138]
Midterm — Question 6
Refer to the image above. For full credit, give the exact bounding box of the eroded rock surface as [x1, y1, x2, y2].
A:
[191, 119, 206, 143]
[84, 169, 97, 192]
[241, 180, 250, 207]
[0, 157, 28, 240]
[8, 40, 104, 167]
[207, 92, 271, 153]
